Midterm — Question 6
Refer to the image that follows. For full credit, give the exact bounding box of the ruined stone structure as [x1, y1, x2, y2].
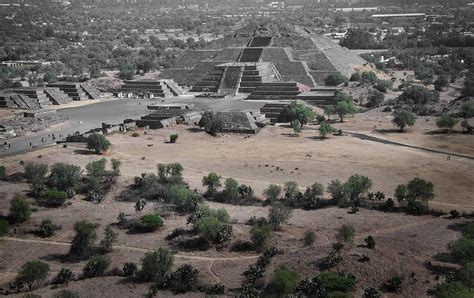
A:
[159, 23, 365, 103]
[47, 82, 101, 101]
[115, 80, 183, 99]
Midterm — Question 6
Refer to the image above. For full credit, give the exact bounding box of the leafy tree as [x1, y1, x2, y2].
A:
[202, 172, 221, 196]
[195, 206, 232, 244]
[457, 262, 474, 288]
[250, 223, 273, 251]
[199, 111, 223, 136]
[9, 195, 32, 223]
[267, 266, 299, 294]
[284, 181, 300, 201]
[325, 73, 347, 86]
[361, 71, 378, 84]
[436, 115, 458, 133]
[336, 224, 356, 244]
[374, 80, 392, 93]
[319, 123, 337, 139]
[449, 237, 474, 264]
[434, 75, 449, 91]
[303, 230, 316, 247]
[324, 106, 335, 121]
[344, 175, 373, 202]
[327, 179, 345, 203]
[334, 92, 357, 122]
[169, 134, 179, 143]
[69, 220, 98, 257]
[86, 133, 110, 154]
[82, 255, 110, 278]
[224, 177, 239, 200]
[319, 272, 357, 293]
[137, 214, 164, 232]
[392, 107, 416, 132]
[263, 184, 282, 201]
[461, 102, 474, 119]
[0, 165, 6, 180]
[24, 162, 49, 182]
[367, 89, 385, 107]
[123, 262, 138, 277]
[340, 28, 382, 49]
[100, 225, 118, 252]
[384, 276, 402, 292]
[49, 163, 82, 191]
[238, 184, 253, 198]
[433, 282, 474, 298]
[398, 85, 439, 114]
[53, 268, 74, 284]
[157, 162, 183, 184]
[364, 287, 381, 298]
[39, 219, 59, 238]
[303, 182, 324, 208]
[17, 261, 50, 290]
[169, 264, 199, 293]
[284, 102, 316, 126]
[268, 202, 293, 231]
[291, 120, 302, 136]
[139, 247, 174, 284]
[350, 72, 361, 82]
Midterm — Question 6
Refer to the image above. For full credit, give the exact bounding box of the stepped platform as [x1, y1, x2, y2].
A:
[0, 94, 16, 108]
[81, 83, 101, 100]
[11, 88, 51, 107]
[246, 82, 302, 100]
[47, 83, 88, 100]
[248, 37, 272, 47]
[259, 102, 292, 123]
[44, 88, 72, 105]
[239, 48, 263, 63]
[116, 80, 174, 98]
[215, 111, 260, 134]
[297, 87, 342, 106]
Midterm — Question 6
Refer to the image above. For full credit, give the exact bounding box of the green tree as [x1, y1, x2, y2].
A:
[344, 174, 373, 202]
[224, 177, 239, 200]
[202, 172, 221, 196]
[268, 202, 293, 231]
[284, 102, 316, 126]
[138, 214, 164, 232]
[267, 266, 299, 294]
[392, 107, 416, 132]
[139, 247, 174, 284]
[53, 267, 74, 285]
[361, 71, 378, 84]
[69, 220, 98, 257]
[9, 195, 32, 223]
[436, 115, 458, 133]
[324, 106, 335, 121]
[45, 189, 68, 207]
[457, 262, 474, 288]
[367, 89, 385, 107]
[0, 219, 9, 236]
[250, 223, 273, 251]
[449, 237, 474, 264]
[325, 73, 347, 86]
[319, 123, 337, 139]
[374, 80, 393, 93]
[327, 179, 345, 203]
[433, 282, 474, 298]
[100, 225, 118, 252]
[263, 184, 282, 201]
[303, 182, 324, 208]
[169, 264, 199, 293]
[39, 219, 59, 238]
[49, 163, 82, 192]
[334, 92, 357, 122]
[17, 261, 50, 290]
[434, 75, 449, 91]
[86, 133, 110, 154]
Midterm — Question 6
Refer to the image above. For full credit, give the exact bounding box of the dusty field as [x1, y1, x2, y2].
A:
[0, 115, 473, 297]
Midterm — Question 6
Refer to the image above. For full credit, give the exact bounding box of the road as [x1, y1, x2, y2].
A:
[0, 96, 265, 157]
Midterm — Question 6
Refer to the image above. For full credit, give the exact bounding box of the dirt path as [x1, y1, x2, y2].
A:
[0, 237, 259, 262]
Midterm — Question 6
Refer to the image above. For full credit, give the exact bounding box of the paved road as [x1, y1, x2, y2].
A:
[0, 96, 265, 157]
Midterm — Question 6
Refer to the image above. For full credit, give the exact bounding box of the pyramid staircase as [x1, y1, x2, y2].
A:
[118, 80, 174, 98]
[47, 83, 89, 100]
[162, 80, 184, 96]
[44, 88, 72, 105]
[190, 66, 226, 93]
[12, 89, 52, 107]
[238, 48, 263, 63]
[81, 83, 101, 100]
[246, 82, 302, 101]
[238, 64, 279, 94]
[0, 94, 16, 108]
[296, 87, 341, 106]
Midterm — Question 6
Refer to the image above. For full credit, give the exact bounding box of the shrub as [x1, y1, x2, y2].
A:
[199, 111, 223, 136]
[364, 287, 381, 298]
[138, 247, 174, 284]
[24, 162, 48, 183]
[448, 237, 474, 264]
[316, 114, 326, 123]
[39, 219, 59, 237]
[374, 80, 392, 93]
[131, 132, 140, 137]
[457, 262, 474, 288]
[364, 235, 375, 249]
[169, 264, 199, 293]
[223, 177, 239, 201]
[303, 182, 324, 208]
[195, 209, 232, 244]
[0, 219, 10, 236]
[123, 262, 138, 277]
[384, 276, 402, 292]
[350, 72, 361, 82]
[9, 194, 31, 223]
[462, 223, 474, 239]
[82, 255, 110, 278]
[250, 223, 273, 251]
[327, 179, 345, 203]
[137, 214, 164, 232]
[319, 123, 337, 139]
[86, 133, 110, 154]
[334, 92, 357, 122]
[325, 73, 347, 86]
[69, 220, 98, 257]
[367, 89, 385, 108]
[450, 209, 460, 219]
[303, 230, 316, 247]
[436, 115, 458, 133]
[292, 119, 302, 136]
[202, 172, 221, 196]
[433, 281, 474, 298]
[297, 276, 326, 297]
[238, 184, 253, 198]
[17, 260, 50, 290]
[319, 271, 356, 292]
[205, 282, 225, 295]
[336, 224, 356, 243]
[283, 102, 316, 126]
[44, 189, 68, 207]
[53, 267, 74, 284]
[267, 266, 299, 294]
[268, 202, 293, 231]
[263, 184, 282, 201]
[169, 134, 178, 143]
[361, 71, 378, 83]
[100, 225, 118, 252]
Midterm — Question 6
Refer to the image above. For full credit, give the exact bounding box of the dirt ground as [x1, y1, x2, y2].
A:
[0, 111, 473, 297]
